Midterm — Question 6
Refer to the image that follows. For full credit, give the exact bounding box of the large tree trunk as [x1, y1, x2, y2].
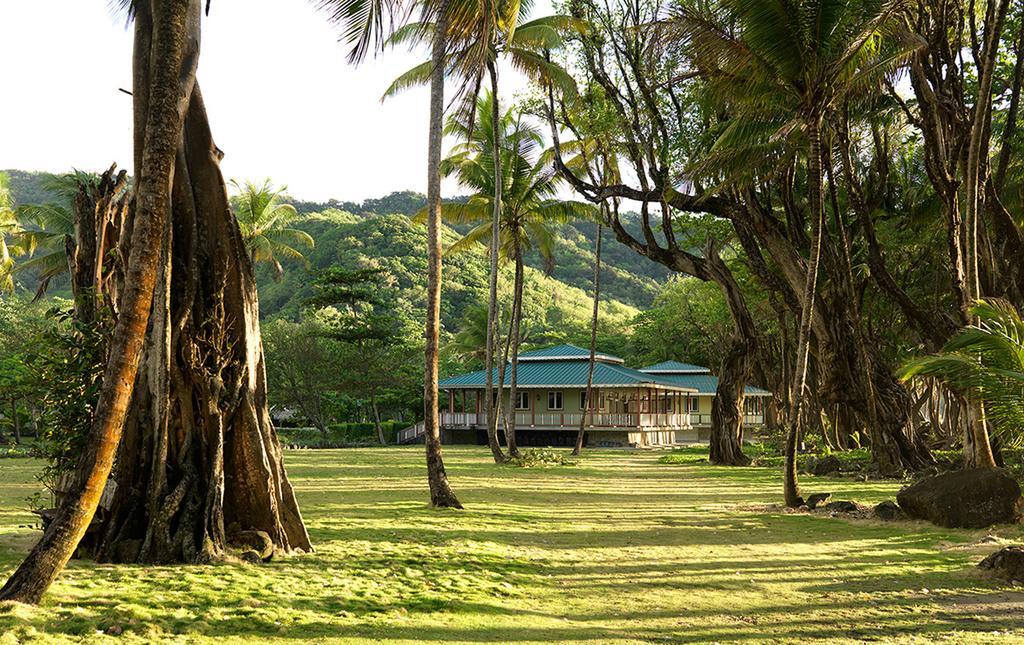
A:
[423, 0, 462, 509]
[574, 219, 603, 456]
[706, 243, 753, 466]
[0, 0, 200, 604]
[483, 61, 506, 464]
[96, 85, 311, 562]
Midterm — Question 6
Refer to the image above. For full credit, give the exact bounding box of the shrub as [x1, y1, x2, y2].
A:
[507, 447, 577, 468]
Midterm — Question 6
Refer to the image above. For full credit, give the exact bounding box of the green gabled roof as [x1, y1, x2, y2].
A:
[651, 373, 771, 396]
[517, 343, 624, 364]
[640, 360, 711, 374]
[439, 360, 696, 392]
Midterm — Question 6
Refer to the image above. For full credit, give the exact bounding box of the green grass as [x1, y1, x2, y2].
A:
[2, 447, 1024, 643]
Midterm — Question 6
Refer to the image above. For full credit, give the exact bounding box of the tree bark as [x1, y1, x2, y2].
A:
[371, 389, 385, 445]
[0, 0, 200, 604]
[483, 61, 506, 464]
[574, 219, 603, 456]
[503, 248, 523, 458]
[95, 82, 312, 562]
[784, 116, 826, 508]
[706, 244, 752, 467]
[423, 0, 462, 508]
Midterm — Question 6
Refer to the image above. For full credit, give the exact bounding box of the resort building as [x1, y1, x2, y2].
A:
[409, 343, 769, 447]
[638, 361, 771, 440]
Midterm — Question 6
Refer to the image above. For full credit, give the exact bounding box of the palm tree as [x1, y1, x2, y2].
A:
[900, 299, 1024, 450]
[231, 179, 313, 281]
[435, 92, 595, 454]
[0, 173, 20, 294]
[384, 4, 579, 464]
[316, 0, 464, 507]
[675, 0, 920, 506]
[9, 172, 92, 298]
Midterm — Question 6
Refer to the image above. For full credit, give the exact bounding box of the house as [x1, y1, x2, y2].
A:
[638, 361, 771, 441]
[436, 344, 697, 447]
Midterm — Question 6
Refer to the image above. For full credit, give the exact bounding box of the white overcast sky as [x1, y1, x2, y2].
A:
[0, 0, 550, 202]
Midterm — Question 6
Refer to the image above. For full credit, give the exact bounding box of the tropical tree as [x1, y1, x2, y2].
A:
[1, 0, 312, 604]
[6, 171, 100, 299]
[318, 0, 463, 507]
[673, 0, 921, 506]
[899, 300, 1024, 450]
[384, 2, 579, 464]
[0, 173, 19, 294]
[434, 92, 595, 453]
[231, 179, 314, 280]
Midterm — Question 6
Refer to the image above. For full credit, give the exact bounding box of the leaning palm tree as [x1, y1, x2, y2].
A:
[674, 0, 920, 506]
[384, 3, 579, 464]
[316, 0, 463, 507]
[899, 299, 1024, 451]
[231, 179, 314, 281]
[431, 92, 595, 454]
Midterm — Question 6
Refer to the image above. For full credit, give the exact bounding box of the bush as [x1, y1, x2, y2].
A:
[277, 421, 409, 448]
[507, 447, 577, 468]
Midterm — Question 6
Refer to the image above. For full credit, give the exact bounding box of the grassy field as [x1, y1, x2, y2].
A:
[2, 446, 1024, 643]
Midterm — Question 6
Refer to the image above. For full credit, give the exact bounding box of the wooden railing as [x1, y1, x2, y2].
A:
[397, 421, 425, 443]
[439, 411, 692, 429]
[689, 413, 765, 426]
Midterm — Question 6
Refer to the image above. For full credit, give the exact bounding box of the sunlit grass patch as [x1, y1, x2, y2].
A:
[2, 446, 1024, 642]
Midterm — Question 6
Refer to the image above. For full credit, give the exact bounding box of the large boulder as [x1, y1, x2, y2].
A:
[896, 467, 1024, 528]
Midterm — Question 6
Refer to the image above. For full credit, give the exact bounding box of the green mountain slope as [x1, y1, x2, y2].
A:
[256, 209, 641, 346]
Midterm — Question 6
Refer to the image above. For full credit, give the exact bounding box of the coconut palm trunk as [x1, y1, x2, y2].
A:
[424, 0, 462, 508]
[574, 219, 603, 456]
[504, 247, 524, 457]
[484, 60, 507, 463]
[0, 0, 199, 603]
[784, 115, 826, 508]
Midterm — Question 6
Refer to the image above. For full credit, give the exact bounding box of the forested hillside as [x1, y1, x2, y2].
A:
[256, 208, 641, 349]
[4, 172, 670, 313]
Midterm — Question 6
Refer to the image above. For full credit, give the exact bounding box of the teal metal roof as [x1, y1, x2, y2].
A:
[517, 343, 624, 364]
[651, 373, 771, 396]
[640, 360, 711, 374]
[439, 360, 696, 392]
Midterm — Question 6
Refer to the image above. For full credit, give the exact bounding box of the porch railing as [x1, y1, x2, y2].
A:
[689, 413, 765, 427]
[439, 411, 692, 429]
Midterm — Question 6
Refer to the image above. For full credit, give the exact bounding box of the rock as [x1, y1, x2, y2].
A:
[897, 467, 1024, 528]
[806, 493, 832, 510]
[239, 550, 263, 564]
[229, 529, 275, 562]
[824, 501, 858, 513]
[105, 625, 123, 636]
[809, 455, 842, 477]
[979, 546, 1024, 580]
[873, 500, 902, 521]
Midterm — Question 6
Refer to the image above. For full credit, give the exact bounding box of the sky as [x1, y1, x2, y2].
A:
[0, 0, 550, 202]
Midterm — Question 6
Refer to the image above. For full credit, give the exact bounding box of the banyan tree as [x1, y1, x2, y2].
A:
[0, 0, 310, 604]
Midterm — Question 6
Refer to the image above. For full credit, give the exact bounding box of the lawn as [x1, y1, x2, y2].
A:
[2, 446, 1024, 643]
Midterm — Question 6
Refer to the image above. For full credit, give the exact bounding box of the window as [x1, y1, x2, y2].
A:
[547, 391, 563, 410]
[579, 390, 588, 410]
[516, 391, 530, 410]
[688, 397, 700, 413]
